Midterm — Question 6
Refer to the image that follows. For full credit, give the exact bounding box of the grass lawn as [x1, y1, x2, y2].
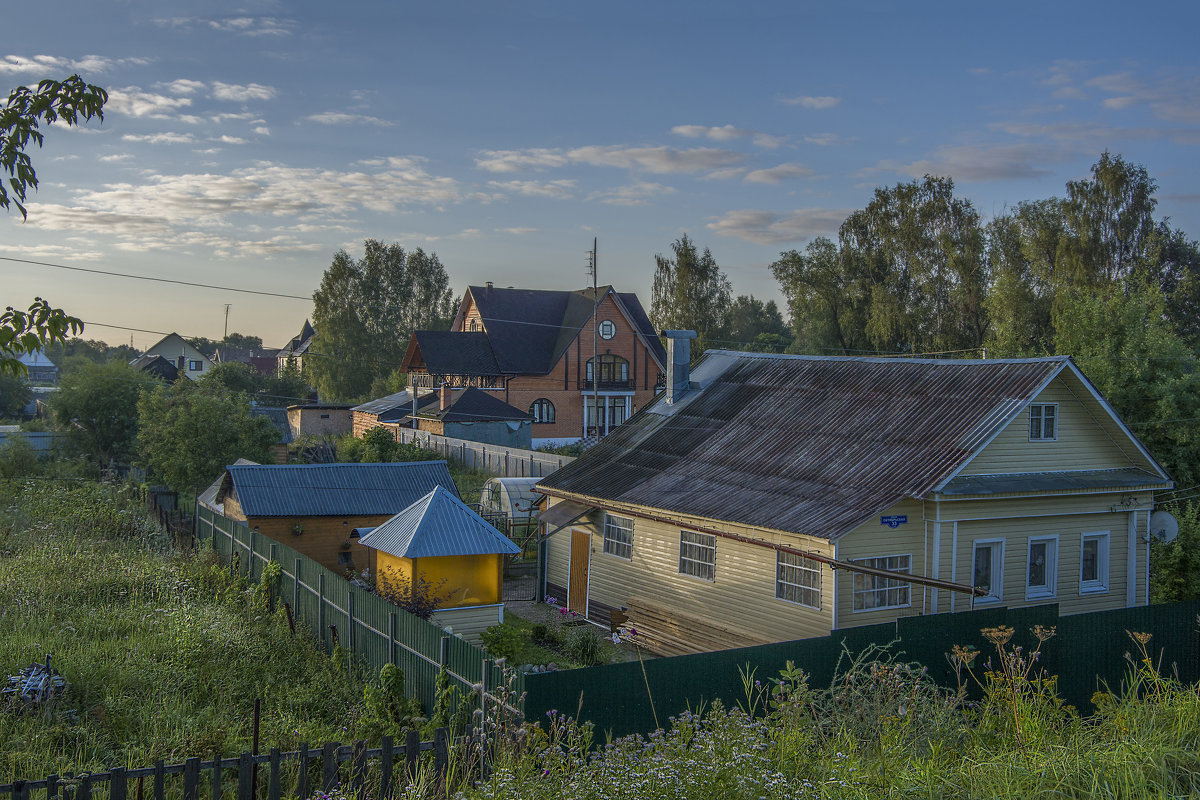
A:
[0, 479, 369, 779]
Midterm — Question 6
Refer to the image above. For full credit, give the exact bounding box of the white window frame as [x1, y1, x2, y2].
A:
[1029, 402, 1058, 441]
[603, 513, 634, 560]
[972, 538, 1005, 603]
[776, 551, 821, 609]
[1025, 535, 1059, 600]
[1079, 531, 1110, 594]
[678, 530, 715, 582]
[598, 319, 617, 340]
[529, 398, 555, 424]
[851, 554, 911, 612]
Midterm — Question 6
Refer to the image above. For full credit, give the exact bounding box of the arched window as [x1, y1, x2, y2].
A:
[586, 354, 629, 387]
[530, 398, 555, 424]
[468, 318, 479, 331]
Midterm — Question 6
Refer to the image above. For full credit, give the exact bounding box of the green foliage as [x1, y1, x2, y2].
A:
[535, 442, 586, 457]
[340, 427, 443, 464]
[53, 360, 158, 464]
[722, 295, 792, 351]
[361, 664, 425, 739]
[374, 567, 448, 619]
[199, 361, 310, 406]
[481, 624, 531, 662]
[651, 234, 733, 353]
[137, 379, 279, 491]
[308, 240, 455, 401]
[1151, 501, 1200, 602]
[0, 298, 84, 378]
[1, 75, 107, 219]
[0, 436, 40, 479]
[565, 628, 606, 667]
[0, 370, 31, 417]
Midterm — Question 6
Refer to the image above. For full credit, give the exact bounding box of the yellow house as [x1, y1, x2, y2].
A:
[536, 336, 1173, 656]
[356, 485, 520, 608]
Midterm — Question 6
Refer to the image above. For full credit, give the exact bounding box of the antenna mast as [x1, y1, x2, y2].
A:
[223, 304, 231, 339]
[587, 238, 599, 439]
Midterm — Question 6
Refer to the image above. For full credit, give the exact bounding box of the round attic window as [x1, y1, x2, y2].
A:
[598, 320, 616, 339]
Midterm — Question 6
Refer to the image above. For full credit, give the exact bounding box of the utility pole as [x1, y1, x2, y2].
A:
[588, 238, 599, 439]
[223, 304, 231, 339]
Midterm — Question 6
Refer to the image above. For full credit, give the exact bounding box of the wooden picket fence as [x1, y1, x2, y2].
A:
[0, 730, 461, 800]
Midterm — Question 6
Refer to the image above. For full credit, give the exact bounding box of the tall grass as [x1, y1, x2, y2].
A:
[0, 479, 368, 780]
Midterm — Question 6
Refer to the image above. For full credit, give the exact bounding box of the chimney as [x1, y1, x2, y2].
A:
[440, 383, 452, 411]
[485, 280, 493, 296]
[661, 330, 698, 404]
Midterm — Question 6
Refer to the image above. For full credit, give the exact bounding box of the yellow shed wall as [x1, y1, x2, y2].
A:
[374, 552, 502, 608]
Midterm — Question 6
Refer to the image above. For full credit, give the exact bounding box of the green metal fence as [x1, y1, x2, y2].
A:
[195, 506, 514, 716]
[520, 599, 1200, 739]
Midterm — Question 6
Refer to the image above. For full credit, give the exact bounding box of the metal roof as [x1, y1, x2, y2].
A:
[221, 461, 458, 517]
[539, 352, 1081, 540]
[357, 485, 520, 558]
[939, 467, 1169, 496]
[418, 387, 530, 423]
[352, 389, 437, 416]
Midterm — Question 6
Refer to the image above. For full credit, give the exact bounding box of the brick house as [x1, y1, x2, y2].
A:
[401, 284, 666, 447]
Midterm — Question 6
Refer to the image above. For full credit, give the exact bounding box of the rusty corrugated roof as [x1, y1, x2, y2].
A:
[538, 352, 1069, 540]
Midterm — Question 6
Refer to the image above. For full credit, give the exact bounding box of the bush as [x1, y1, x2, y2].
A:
[481, 624, 530, 662]
[374, 567, 448, 620]
[566, 628, 605, 667]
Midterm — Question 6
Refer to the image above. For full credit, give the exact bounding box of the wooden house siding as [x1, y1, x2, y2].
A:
[959, 376, 1154, 476]
[832, 499, 928, 629]
[545, 500, 835, 653]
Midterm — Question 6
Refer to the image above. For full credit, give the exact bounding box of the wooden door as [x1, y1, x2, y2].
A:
[567, 528, 590, 617]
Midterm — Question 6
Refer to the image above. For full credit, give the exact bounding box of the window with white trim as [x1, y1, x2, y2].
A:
[1080, 531, 1110, 594]
[776, 551, 820, 609]
[678, 530, 715, 581]
[851, 554, 911, 611]
[972, 540, 1004, 602]
[1029, 403, 1057, 441]
[603, 513, 634, 560]
[1026, 536, 1058, 599]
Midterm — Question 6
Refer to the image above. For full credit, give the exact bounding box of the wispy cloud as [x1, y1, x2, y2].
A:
[474, 149, 572, 172]
[862, 143, 1065, 182]
[588, 181, 676, 206]
[780, 95, 841, 109]
[487, 179, 576, 199]
[121, 132, 197, 145]
[497, 227, 539, 235]
[743, 163, 815, 184]
[212, 82, 277, 102]
[107, 87, 193, 118]
[804, 133, 854, 146]
[0, 54, 150, 76]
[161, 79, 206, 95]
[306, 111, 394, 127]
[476, 144, 746, 174]
[707, 208, 850, 244]
[155, 16, 295, 37]
[1086, 68, 1200, 124]
[671, 124, 785, 149]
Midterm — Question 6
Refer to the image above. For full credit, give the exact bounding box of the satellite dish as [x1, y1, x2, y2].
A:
[1149, 510, 1179, 544]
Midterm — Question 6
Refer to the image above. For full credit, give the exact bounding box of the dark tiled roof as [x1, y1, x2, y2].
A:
[220, 461, 458, 517]
[129, 353, 179, 381]
[419, 387, 530, 423]
[357, 486, 520, 558]
[352, 390, 439, 417]
[539, 352, 1078, 540]
[412, 331, 501, 375]
[615, 292, 668, 366]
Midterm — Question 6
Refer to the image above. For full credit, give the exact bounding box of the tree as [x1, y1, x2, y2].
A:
[53, 361, 158, 464]
[771, 237, 867, 355]
[137, 380, 279, 492]
[2, 75, 107, 218]
[308, 240, 455, 401]
[198, 362, 261, 396]
[1, 298, 83, 377]
[723, 295, 791, 351]
[0, 371, 31, 418]
[650, 234, 732, 351]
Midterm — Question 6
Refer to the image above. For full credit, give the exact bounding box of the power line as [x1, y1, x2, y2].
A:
[1, 255, 313, 301]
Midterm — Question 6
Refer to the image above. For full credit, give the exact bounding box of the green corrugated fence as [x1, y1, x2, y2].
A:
[195, 506, 515, 717]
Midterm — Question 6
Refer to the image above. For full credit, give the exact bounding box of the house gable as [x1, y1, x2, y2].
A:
[145, 333, 212, 380]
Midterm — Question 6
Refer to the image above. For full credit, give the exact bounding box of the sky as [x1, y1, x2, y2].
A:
[4, 0, 1200, 351]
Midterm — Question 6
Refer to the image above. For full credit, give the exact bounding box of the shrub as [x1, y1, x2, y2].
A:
[481, 623, 530, 662]
[374, 567, 448, 619]
[566, 628, 604, 666]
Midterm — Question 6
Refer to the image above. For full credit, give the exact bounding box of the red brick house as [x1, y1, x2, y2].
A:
[401, 284, 666, 446]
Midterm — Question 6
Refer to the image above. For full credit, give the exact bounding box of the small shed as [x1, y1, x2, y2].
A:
[479, 477, 541, 519]
[356, 485, 520, 608]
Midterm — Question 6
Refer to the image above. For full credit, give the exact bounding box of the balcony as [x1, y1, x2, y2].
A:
[582, 378, 634, 391]
[408, 372, 504, 390]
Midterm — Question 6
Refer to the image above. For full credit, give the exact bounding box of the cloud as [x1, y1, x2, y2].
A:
[780, 95, 841, 109]
[743, 163, 815, 184]
[671, 124, 785, 149]
[804, 132, 854, 146]
[0, 54, 150, 76]
[306, 111, 394, 127]
[253, 126, 271, 135]
[474, 148, 570, 172]
[863, 143, 1065, 181]
[208, 17, 295, 36]
[707, 208, 850, 244]
[752, 133, 786, 149]
[486, 179, 576, 199]
[567, 145, 745, 173]
[212, 82, 277, 102]
[1086, 68, 1200, 124]
[161, 79, 206, 95]
[98, 154, 133, 162]
[588, 181, 676, 206]
[122, 132, 197, 144]
[107, 87, 193, 118]
[498, 227, 538, 235]
[215, 135, 247, 144]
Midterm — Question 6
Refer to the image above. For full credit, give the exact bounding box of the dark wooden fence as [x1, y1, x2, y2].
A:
[0, 731, 457, 800]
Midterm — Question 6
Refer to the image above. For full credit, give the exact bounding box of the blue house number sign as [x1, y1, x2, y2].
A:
[880, 515, 908, 528]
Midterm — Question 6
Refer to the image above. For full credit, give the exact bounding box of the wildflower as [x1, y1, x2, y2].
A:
[1127, 630, 1152, 646]
[982, 625, 1014, 646]
[1032, 624, 1056, 642]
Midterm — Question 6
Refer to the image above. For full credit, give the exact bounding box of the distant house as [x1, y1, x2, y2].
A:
[141, 333, 213, 381]
[287, 403, 353, 438]
[413, 386, 532, 449]
[215, 461, 460, 573]
[18, 350, 57, 384]
[277, 320, 315, 375]
[355, 485, 520, 609]
[402, 284, 666, 447]
[536, 334, 1174, 656]
[129, 353, 180, 382]
[213, 344, 280, 377]
[250, 406, 293, 464]
[351, 390, 439, 437]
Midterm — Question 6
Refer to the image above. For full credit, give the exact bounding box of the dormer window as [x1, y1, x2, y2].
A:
[1029, 403, 1057, 441]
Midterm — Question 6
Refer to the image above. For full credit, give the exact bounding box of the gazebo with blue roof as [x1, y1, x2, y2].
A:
[356, 485, 520, 609]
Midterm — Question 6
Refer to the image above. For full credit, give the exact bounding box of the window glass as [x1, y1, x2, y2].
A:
[973, 541, 1003, 601]
[603, 514, 634, 559]
[678, 530, 715, 581]
[776, 552, 820, 608]
[1029, 403, 1057, 440]
[1080, 532, 1109, 593]
[851, 555, 911, 611]
[529, 398, 555, 424]
[1027, 537, 1058, 598]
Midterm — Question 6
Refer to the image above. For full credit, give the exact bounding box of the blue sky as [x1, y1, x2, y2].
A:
[4, 1, 1200, 350]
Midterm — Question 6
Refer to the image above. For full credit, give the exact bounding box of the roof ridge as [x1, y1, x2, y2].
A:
[704, 350, 1071, 366]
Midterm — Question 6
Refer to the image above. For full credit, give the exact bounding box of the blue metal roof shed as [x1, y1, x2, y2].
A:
[219, 461, 458, 517]
[356, 486, 520, 559]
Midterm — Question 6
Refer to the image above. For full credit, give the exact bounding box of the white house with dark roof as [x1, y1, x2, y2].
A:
[140, 333, 213, 381]
[536, 336, 1173, 656]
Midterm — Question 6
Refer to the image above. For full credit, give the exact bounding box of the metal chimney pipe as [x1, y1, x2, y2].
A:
[661, 330, 698, 404]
